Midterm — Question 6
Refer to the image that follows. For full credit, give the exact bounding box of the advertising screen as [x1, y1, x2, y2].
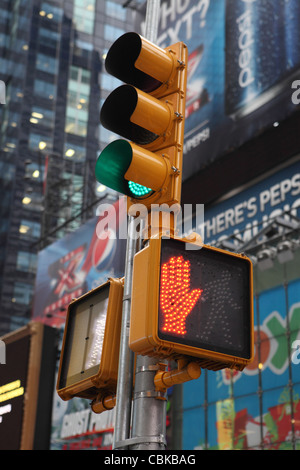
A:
[150, 0, 300, 181]
[0, 335, 29, 450]
[32, 197, 127, 327]
[0, 323, 57, 450]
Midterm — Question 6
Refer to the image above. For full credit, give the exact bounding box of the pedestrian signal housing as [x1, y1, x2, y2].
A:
[95, 32, 188, 209]
[129, 236, 254, 371]
[57, 278, 123, 401]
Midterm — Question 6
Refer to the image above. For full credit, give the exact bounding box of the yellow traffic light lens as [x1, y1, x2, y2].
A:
[128, 181, 152, 198]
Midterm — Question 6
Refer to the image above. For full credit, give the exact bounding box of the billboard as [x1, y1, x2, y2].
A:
[183, 159, 300, 449]
[153, 0, 300, 181]
[32, 197, 127, 327]
[194, 159, 300, 245]
[183, 279, 300, 449]
[31, 197, 127, 449]
[0, 323, 57, 450]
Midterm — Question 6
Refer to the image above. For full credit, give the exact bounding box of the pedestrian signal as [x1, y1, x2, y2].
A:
[57, 278, 124, 401]
[95, 32, 188, 209]
[129, 236, 254, 371]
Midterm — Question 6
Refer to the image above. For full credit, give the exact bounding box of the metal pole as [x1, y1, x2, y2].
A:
[112, 215, 138, 450]
[129, 0, 167, 451]
[113, 0, 164, 451]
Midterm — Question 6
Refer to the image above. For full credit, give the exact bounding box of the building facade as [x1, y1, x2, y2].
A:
[0, 0, 138, 335]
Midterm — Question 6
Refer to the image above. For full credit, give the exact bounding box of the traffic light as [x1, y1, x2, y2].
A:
[129, 236, 254, 371]
[57, 278, 124, 401]
[95, 32, 188, 209]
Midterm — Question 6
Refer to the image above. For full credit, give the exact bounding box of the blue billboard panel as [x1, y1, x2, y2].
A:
[155, 0, 300, 180]
[195, 159, 300, 246]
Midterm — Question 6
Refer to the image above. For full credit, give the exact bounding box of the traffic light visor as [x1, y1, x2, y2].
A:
[105, 32, 174, 93]
[100, 85, 173, 146]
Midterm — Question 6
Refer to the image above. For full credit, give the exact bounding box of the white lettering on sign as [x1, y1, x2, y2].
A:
[198, 171, 300, 244]
[138, 0, 211, 48]
[236, 9, 255, 88]
[60, 408, 115, 439]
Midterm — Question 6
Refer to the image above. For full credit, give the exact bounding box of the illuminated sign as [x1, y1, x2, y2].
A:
[0, 380, 24, 404]
[130, 235, 254, 371]
[0, 322, 57, 450]
[160, 255, 203, 336]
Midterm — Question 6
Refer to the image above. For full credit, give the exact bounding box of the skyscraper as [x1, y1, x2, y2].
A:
[0, 0, 141, 335]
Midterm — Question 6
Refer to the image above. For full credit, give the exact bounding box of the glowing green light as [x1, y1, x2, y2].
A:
[128, 181, 152, 198]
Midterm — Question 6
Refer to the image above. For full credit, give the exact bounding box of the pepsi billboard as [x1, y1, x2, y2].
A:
[152, 0, 300, 181]
[32, 197, 127, 327]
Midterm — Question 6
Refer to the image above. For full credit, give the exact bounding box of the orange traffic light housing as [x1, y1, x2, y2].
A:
[129, 235, 254, 371]
[95, 32, 188, 209]
[57, 278, 124, 401]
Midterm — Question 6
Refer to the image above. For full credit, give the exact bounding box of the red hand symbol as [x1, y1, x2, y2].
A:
[160, 255, 202, 336]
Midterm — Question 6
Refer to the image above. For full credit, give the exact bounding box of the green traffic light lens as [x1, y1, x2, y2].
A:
[128, 181, 152, 198]
[95, 140, 154, 199]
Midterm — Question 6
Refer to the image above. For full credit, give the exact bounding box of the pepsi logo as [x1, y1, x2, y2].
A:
[92, 228, 117, 271]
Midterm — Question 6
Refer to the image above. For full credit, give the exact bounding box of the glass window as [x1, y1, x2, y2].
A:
[106, 1, 126, 20]
[104, 24, 125, 42]
[0, 218, 9, 234]
[65, 66, 91, 137]
[36, 52, 58, 75]
[31, 106, 54, 128]
[38, 27, 59, 49]
[73, 0, 96, 35]
[29, 132, 52, 151]
[12, 282, 34, 305]
[24, 161, 44, 181]
[40, 2, 63, 22]
[2, 138, 17, 154]
[0, 32, 8, 48]
[74, 39, 93, 59]
[19, 220, 41, 239]
[0, 162, 15, 181]
[34, 79, 56, 100]
[16, 251, 37, 273]
[21, 192, 43, 212]
[64, 142, 86, 161]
